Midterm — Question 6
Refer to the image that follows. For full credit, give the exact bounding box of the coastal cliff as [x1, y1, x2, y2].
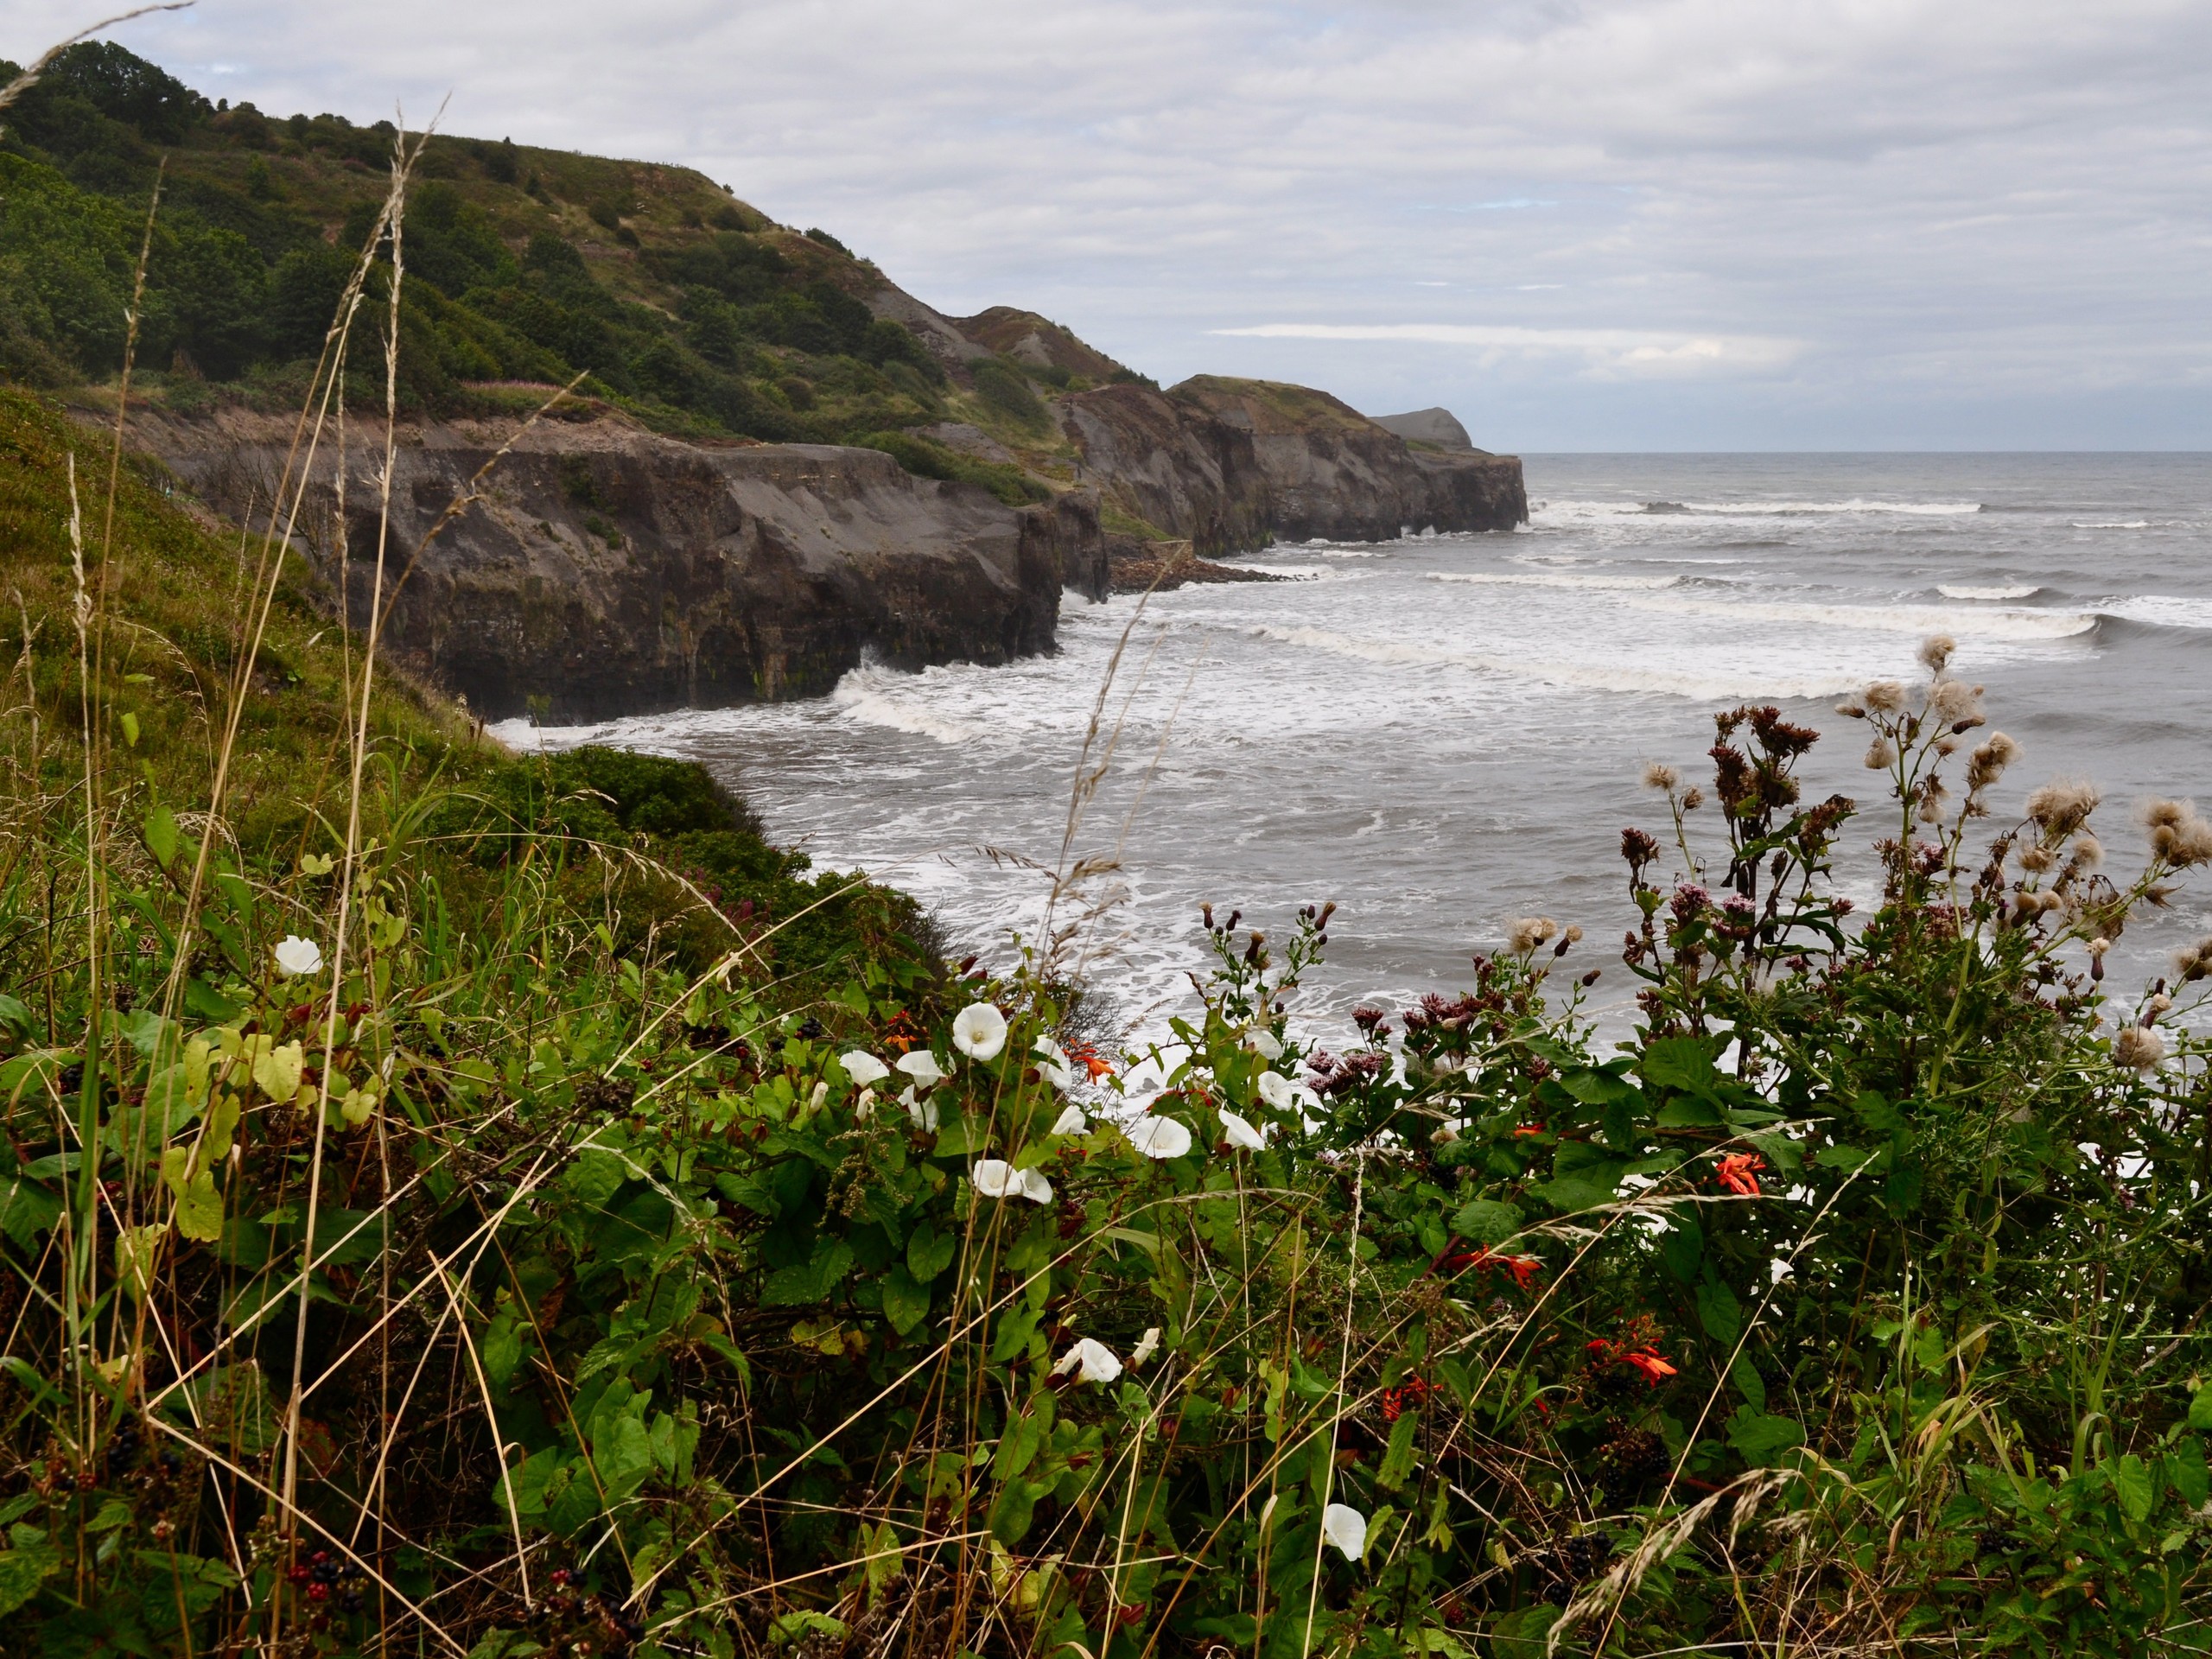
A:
[10, 41, 1528, 723]
[130, 410, 1106, 723]
[1060, 376, 1526, 555]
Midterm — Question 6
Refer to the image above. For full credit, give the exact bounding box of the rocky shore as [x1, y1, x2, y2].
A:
[121, 377, 1522, 723]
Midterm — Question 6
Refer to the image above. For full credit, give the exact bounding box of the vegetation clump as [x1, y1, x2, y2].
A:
[0, 48, 2204, 1659]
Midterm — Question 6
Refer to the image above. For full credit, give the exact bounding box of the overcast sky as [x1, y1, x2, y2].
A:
[16, 0, 2212, 448]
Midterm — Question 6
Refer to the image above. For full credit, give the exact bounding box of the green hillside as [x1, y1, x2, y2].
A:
[0, 42, 1114, 499]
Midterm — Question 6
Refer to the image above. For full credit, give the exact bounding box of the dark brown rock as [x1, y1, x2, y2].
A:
[127, 409, 1107, 723]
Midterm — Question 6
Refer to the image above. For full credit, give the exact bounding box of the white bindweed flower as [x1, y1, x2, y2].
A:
[1130, 1326, 1161, 1365]
[1255, 1071, 1295, 1111]
[951, 1002, 1007, 1062]
[900, 1084, 938, 1133]
[972, 1160, 1053, 1203]
[1770, 1257, 1795, 1285]
[842, 1051, 889, 1087]
[854, 1087, 879, 1121]
[1052, 1337, 1122, 1384]
[1322, 1503, 1367, 1561]
[1248, 1029, 1285, 1061]
[1219, 1109, 1267, 1152]
[1033, 1036, 1076, 1090]
[897, 1050, 946, 1088]
[1124, 1114, 1194, 1160]
[1049, 1103, 1089, 1135]
[273, 936, 323, 978]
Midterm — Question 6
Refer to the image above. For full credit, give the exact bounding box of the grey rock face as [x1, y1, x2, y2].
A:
[1061, 378, 1525, 552]
[131, 411, 1107, 723]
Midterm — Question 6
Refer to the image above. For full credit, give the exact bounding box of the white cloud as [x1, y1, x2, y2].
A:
[1212, 323, 1803, 377]
[13, 0, 2211, 444]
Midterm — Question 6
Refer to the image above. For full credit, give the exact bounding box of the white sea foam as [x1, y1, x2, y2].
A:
[1245, 624, 1862, 701]
[832, 666, 985, 744]
[1625, 593, 2094, 640]
[2099, 594, 2212, 632]
[1536, 497, 1982, 520]
[2073, 520, 2150, 530]
[1938, 583, 2043, 601]
[1426, 570, 1681, 592]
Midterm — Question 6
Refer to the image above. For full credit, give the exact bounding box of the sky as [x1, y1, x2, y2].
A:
[14, 0, 2212, 449]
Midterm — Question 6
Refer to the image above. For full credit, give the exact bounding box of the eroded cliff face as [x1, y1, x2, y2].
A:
[1059, 376, 1526, 552]
[130, 410, 1106, 723]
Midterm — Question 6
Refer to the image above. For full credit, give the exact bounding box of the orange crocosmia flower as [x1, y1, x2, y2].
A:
[1714, 1152, 1767, 1197]
[1502, 1254, 1542, 1290]
[1621, 1347, 1677, 1384]
[1512, 1122, 1548, 1138]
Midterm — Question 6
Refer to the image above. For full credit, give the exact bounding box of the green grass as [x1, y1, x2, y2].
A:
[0, 42, 2207, 1659]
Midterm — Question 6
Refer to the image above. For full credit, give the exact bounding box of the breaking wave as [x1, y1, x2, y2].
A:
[1245, 624, 1862, 701]
[831, 666, 984, 745]
[1624, 594, 2094, 639]
[1938, 583, 2044, 601]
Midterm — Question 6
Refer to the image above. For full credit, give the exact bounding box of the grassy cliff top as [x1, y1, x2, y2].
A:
[1170, 372, 1388, 435]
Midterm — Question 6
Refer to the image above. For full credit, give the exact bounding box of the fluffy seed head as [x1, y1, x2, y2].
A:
[1929, 677, 1984, 725]
[2018, 845, 2055, 874]
[2025, 779, 2101, 836]
[1918, 634, 1956, 673]
[2173, 937, 2212, 982]
[1966, 732, 2018, 791]
[1506, 916, 1559, 953]
[1864, 681, 1906, 715]
[1642, 762, 1679, 792]
[2144, 800, 2212, 868]
[2068, 831, 2103, 868]
[2112, 1026, 2165, 1071]
[1864, 736, 1896, 771]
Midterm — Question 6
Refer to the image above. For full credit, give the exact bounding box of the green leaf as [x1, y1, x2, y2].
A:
[0, 996, 28, 1035]
[143, 804, 178, 868]
[988, 1478, 1039, 1548]
[1730, 1352, 1767, 1414]
[483, 1312, 525, 1389]
[764, 1237, 855, 1306]
[1559, 1067, 1639, 1107]
[1696, 1278, 1744, 1347]
[496, 1446, 567, 1519]
[1654, 1096, 1725, 1128]
[1640, 1036, 1723, 1099]
[2113, 1453, 2154, 1523]
[1725, 1406, 1804, 1464]
[1449, 1199, 1522, 1247]
[0, 1538, 60, 1616]
[1376, 1408, 1421, 1491]
[880, 1264, 931, 1336]
[593, 1410, 654, 1503]
[2167, 1437, 2208, 1509]
[161, 1149, 224, 1243]
[997, 1411, 1044, 1482]
[2189, 1383, 2212, 1432]
[988, 1301, 1041, 1363]
[1815, 1142, 1874, 1170]
[906, 1223, 957, 1281]
[0, 1179, 60, 1250]
[1533, 1143, 1627, 1213]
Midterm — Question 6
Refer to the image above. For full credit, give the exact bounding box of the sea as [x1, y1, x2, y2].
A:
[497, 454, 2212, 1046]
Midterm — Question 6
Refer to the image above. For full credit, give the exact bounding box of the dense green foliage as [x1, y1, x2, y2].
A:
[0, 44, 1090, 459]
[0, 59, 2207, 1656]
[3, 363, 2209, 1656]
